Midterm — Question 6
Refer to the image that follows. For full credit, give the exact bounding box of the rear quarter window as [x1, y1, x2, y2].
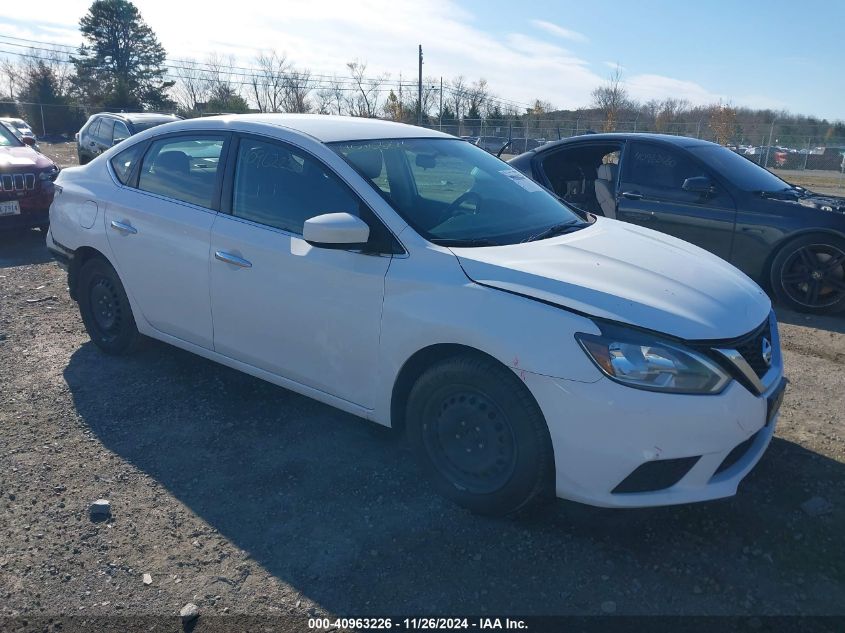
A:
[110, 143, 146, 185]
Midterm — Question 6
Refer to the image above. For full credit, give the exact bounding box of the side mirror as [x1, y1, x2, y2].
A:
[682, 176, 715, 195]
[21, 136, 36, 147]
[303, 212, 370, 249]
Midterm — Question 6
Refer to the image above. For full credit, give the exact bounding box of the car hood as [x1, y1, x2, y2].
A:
[451, 218, 771, 341]
[794, 192, 845, 215]
[0, 145, 54, 171]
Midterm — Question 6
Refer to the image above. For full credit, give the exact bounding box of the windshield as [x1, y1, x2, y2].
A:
[330, 138, 584, 246]
[0, 124, 21, 147]
[688, 144, 791, 192]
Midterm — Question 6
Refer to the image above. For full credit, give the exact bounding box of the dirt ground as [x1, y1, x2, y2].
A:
[0, 228, 843, 627]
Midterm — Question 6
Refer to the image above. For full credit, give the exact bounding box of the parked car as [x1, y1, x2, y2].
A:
[0, 121, 58, 231]
[48, 115, 785, 515]
[509, 133, 845, 314]
[76, 112, 181, 165]
[0, 116, 37, 140]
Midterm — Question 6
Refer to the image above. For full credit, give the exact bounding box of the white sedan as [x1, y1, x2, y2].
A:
[47, 114, 786, 515]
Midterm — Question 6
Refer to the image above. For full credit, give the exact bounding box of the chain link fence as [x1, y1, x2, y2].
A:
[3, 100, 844, 183]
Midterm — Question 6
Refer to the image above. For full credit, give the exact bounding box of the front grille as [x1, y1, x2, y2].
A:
[0, 172, 36, 192]
[734, 320, 772, 379]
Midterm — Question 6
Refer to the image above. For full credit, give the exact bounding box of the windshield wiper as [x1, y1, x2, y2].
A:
[520, 222, 587, 243]
[430, 237, 501, 247]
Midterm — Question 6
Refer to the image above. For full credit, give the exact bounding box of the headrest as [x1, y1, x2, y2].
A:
[597, 163, 617, 181]
[346, 149, 383, 180]
[155, 150, 190, 174]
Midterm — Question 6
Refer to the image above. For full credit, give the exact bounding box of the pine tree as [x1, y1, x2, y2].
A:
[72, 0, 174, 110]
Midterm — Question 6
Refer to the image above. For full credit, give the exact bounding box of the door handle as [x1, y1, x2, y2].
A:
[214, 250, 252, 268]
[110, 219, 137, 234]
[621, 191, 643, 200]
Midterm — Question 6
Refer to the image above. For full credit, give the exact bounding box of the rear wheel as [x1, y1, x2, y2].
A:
[770, 234, 845, 314]
[406, 354, 554, 515]
[77, 257, 141, 354]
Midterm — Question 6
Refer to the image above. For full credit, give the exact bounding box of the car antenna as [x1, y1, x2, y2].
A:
[496, 122, 513, 158]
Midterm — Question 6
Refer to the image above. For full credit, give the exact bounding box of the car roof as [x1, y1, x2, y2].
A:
[94, 112, 180, 124]
[534, 132, 716, 153]
[162, 113, 452, 143]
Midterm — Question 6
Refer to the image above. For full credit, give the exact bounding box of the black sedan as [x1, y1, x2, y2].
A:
[508, 133, 845, 314]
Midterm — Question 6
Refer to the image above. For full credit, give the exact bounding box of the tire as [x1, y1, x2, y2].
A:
[406, 354, 554, 516]
[770, 234, 845, 314]
[77, 257, 141, 354]
[78, 153, 90, 166]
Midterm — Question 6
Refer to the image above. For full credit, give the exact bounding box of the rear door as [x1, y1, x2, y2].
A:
[104, 133, 228, 349]
[616, 141, 737, 260]
[95, 118, 115, 157]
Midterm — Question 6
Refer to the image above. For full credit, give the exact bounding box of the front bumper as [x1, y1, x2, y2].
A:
[0, 186, 54, 230]
[523, 370, 785, 508]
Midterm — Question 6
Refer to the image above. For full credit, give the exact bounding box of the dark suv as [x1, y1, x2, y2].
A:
[76, 112, 180, 165]
[0, 122, 59, 231]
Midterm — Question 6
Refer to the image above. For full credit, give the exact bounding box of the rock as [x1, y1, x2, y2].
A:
[179, 603, 199, 622]
[801, 496, 833, 517]
[600, 600, 616, 614]
[89, 499, 111, 519]
[142, 573, 152, 585]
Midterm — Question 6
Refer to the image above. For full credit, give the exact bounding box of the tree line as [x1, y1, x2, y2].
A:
[0, 0, 842, 148]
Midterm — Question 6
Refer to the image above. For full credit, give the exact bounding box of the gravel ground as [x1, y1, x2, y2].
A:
[1, 229, 843, 626]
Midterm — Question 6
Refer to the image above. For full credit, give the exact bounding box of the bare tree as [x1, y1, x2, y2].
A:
[171, 58, 210, 112]
[252, 50, 289, 113]
[282, 67, 312, 113]
[590, 66, 633, 132]
[345, 60, 387, 117]
[1, 58, 22, 99]
[448, 75, 467, 121]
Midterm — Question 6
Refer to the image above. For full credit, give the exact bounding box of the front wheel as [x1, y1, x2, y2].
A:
[406, 355, 554, 516]
[77, 257, 141, 354]
[770, 235, 845, 314]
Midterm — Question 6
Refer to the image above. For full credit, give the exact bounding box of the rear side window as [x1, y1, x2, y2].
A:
[138, 136, 225, 208]
[231, 137, 359, 234]
[113, 120, 131, 144]
[110, 143, 145, 185]
[97, 118, 115, 144]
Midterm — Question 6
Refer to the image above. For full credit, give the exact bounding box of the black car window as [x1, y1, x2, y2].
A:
[138, 136, 225, 208]
[621, 142, 719, 202]
[110, 143, 145, 185]
[86, 118, 101, 141]
[231, 137, 360, 235]
[113, 121, 131, 144]
[97, 118, 115, 145]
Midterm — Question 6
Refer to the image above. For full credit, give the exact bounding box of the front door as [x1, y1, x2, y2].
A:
[616, 141, 737, 260]
[209, 135, 391, 408]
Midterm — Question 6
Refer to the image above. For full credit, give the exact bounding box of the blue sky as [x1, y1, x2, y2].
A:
[1, 0, 841, 120]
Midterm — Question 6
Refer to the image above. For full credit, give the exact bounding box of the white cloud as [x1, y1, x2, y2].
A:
[530, 19, 589, 43]
[1, 0, 788, 115]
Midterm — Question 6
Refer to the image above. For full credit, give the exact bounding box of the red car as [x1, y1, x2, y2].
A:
[0, 122, 59, 231]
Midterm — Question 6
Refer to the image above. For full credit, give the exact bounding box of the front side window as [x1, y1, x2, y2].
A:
[331, 138, 584, 246]
[138, 136, 225, 208]
[110, 142, 145, 185]
[231, 137, 360, 234]
[621, 142, 716, 200]
[687, 144, 790, 193]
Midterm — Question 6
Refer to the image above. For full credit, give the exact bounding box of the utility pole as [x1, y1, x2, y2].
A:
[417, 45, 423, 126]
[764, 118, 776, 168]
[398, 72, 403, 121]
[438, 76, 443, 131]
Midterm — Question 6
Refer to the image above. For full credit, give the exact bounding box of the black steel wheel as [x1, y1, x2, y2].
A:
[78, 257, 141, 354]
[771, 235, 845, 314]
[406, 354, 554, 515]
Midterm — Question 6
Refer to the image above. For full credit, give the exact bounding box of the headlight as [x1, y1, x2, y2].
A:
[39, 166, 59, 182]
[576, 323, 730, 394]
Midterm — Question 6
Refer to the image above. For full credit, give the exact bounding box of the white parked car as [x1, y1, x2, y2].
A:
[47, 114, 786, 515]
